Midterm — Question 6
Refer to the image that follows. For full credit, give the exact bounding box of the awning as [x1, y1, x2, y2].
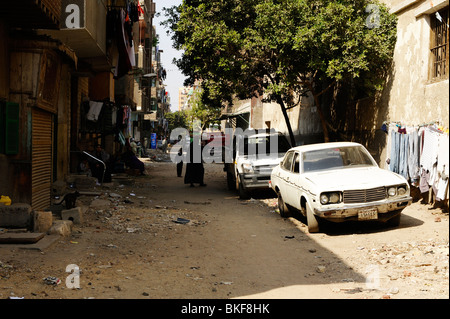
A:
[218, 109, 250, 121]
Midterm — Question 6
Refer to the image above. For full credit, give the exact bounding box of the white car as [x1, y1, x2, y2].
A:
[224, 131, 291, 199]
[270, 142, 412, 232]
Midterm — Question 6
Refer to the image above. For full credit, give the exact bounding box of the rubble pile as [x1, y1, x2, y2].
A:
[351, 239, 449, 297]
[77, 182, 209, 236]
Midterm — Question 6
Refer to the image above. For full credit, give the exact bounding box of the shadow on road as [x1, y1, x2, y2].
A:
[286, 208, 424, 236]
[147, 163, 373, 298]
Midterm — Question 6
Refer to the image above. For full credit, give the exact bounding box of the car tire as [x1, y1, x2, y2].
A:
[306, 203, 319, 233]
[227, 171, 235, 191]
[237, 175, 250, 200]
[277, 192, 291, 218]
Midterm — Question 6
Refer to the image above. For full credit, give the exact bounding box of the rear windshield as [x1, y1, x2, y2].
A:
[243, 135, 291, 155]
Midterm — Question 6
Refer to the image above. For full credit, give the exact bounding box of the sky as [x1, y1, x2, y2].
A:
[153, 0, 186, 113]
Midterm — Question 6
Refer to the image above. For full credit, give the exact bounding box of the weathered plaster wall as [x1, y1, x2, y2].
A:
[384, 0, 449, 126]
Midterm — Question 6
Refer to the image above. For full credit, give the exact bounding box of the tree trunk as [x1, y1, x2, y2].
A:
[311, 92, 329, 143]
[305, 81, 330, 143]
[276, 96, 296, 147]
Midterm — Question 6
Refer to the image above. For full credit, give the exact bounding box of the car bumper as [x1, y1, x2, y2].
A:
[313, 196, 412, 222]
[240, 173, 271, 190]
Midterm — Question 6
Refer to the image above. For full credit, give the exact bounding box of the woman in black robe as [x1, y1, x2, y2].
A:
[184, 140, 206, 187]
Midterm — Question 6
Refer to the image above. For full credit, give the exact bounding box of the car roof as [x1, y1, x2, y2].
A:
[290, 142, 363, 152]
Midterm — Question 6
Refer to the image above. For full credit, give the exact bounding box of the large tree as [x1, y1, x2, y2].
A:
[187, 88, 223, 130]
[163, 0, 397, 145]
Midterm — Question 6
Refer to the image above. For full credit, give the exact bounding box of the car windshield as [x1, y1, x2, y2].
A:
[302, 146, 376, 173]
[243, 135, 291, 156]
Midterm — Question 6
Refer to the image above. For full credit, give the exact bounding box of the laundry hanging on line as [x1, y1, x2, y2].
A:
[86, 101, 104, 122]
[385, 122, 449, 202]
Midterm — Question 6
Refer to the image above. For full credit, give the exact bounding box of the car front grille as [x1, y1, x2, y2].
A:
[253, 165, 275, 174]
[343, 187, 386, 204]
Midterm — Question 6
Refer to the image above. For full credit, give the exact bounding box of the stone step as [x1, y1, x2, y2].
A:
[0, 232, 45, 244]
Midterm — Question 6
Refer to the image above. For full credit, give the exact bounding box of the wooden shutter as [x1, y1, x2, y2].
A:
[32, 108, 53, 210]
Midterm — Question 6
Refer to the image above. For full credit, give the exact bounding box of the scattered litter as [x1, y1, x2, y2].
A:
[0, 261, 13, 269]
[109, 193, 121, 198]
[126, 227, 140, 233]
[43, 276, 61, 285]
[316, 265, 326, 273]
[98, 265, 112, 269]
[284, 235, 295, 239]
[70, 241, 78, 244]
[173, 218, 190, 224]
[184, 201, 211, 205]
[9, 296, 24, 299]
[341, 287, 363, 294]
[342, 278, 355, 282]
[220, 281, 233, 285]
[388, 287, 399, 295]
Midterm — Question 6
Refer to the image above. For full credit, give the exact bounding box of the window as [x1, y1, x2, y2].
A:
[282, 151, 295, 171]
[430, 7, 449, 80]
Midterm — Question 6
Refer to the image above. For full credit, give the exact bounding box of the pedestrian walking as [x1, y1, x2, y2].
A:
[184, 140, 206, 187]
[162, 136, 168, 153]
[177, 146, 183, 177]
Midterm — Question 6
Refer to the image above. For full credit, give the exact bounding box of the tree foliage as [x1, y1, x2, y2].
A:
[162, 0, 397, 143]
[186, 88, 223, 130]
[166, 89, 222, 133]
[166, 110, 189, 131]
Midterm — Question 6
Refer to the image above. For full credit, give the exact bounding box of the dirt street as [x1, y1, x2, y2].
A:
[0, 153, 448, 301]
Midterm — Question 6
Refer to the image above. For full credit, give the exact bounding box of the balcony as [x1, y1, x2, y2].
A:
[0, 0, 61, 29]
[39, 0, 108, 70]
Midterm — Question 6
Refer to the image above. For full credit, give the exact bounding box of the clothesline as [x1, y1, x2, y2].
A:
[382, 120, 449, 133]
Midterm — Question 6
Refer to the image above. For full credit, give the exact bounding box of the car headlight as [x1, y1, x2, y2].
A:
[242, 163, 253, 174]
[388, 185, 408, 197]
[320, 192, 342, 205]
[397, 186, 407, 196]
[388, 187, 397, 197]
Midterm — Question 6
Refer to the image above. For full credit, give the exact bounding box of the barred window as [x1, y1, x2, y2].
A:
[430, 7, 449, 80]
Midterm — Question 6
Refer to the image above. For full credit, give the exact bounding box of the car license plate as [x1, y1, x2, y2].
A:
[358, 208, 378, 220]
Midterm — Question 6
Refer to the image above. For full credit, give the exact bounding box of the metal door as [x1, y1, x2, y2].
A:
[32, 108, 53, 210]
